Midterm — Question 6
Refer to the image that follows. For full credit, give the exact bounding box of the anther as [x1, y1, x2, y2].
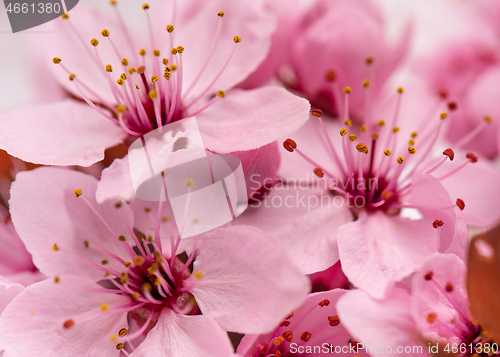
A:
[408, 139, 415, 145]
[151, 75, 159, 83]
[124, 261, 131, 267]
[162, 58, 169, 66]
[311, 109, 322, 117]
[432, 220, 444, 228]
[74, 189, 82, 198]
[427, 313, 437, 323]
[166, 24, 174, 33]
[109, 0, 116, 5]
[186, 179, 195, 187]
[328, 316, 340, 327]
[344, 119, 352, 127]
[53, 57, 62, 64]
[325, 70, 336, 82]
[141, 283, 152, 292]
[408, 146, 416, 154]
[115, 105, 126, 114]
[447, 102, 457, 111]
[397, 87, 404, 94]
[63, 319, 75, 329]
[286, 311, 294, 319]
[340, 129, 348, 136]
[438, 90, 448, 99]
[456, 199, 465, 210]
[383, 149, 391, 156]
[440, 112, 447, 120]
[349, 134, 356, 142]
[313, 168, 324, 178]
[356, 143, 368, 153]
[84, 240, 89, 248]
[273, 336, 284, 346]
[279, 321, 290, 327]
[170, 64, 177, 71]
[362, 79, 370, 88]
[360, 125, 367, 132]
[171, 47, 178, 55]
[120, 73, 127, 80]
[164, 72, 171, 80]
[61, 13, 69, 19]
[217, 90, 225, 98]
[139, 49, 146, 56]
[118, 328, 128, 337]
[424, 271, 433, 280]
[128, 67, 136, 74]
[283, 139, 297, 152]
[116, 78, 124, 86]
[300, 331, 311, 342]
[121, 58, 128, 66]
[319, 299, 330, 307]
[116, 343, 125, 350]
[101, 259, 108, 265]
[176, 46, 184, 54]
[101, 29, 110, 37]
[397, 157, 405, 164]
[133, 256, 145, 266]
[90, 38, 99, 47]
[378, 120, 385, 126]
[485, 116, 493, 123]
[100, 303, 109, 311]
[445, 282, 454, 292]
[282, 331, 293, 342]
[142, 3, 149, 10]
[365, 56, 374, 65]
[54, 276, 60, 283]
[392, 127, 400, 133]
[343, 87, 351, 94]
[381, 190, 393, 201]
[233, 36, 242, 43]
[105, 64, 113, 72]
[69, 74, 76, 81]
[411, 132, 418, 138]
[466, 152, 478, 163]
[153, 49, 160, 56]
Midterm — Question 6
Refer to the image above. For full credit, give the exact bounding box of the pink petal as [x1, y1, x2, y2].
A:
[131, 310, 234, 357]
[337, 212, 438, 298]
[235, 187, 353, 274]
[337, 288, 427, 357]
[10, 167, 134, 279]
[96, 157, 135, 203]
[178, 0, 276, 103]
[0, 271, 45, 316]
[0, 100, 126, 166]
[197, 87, 310, 153]
[0, 277, 129, 357]
[185, 225, 310, 334]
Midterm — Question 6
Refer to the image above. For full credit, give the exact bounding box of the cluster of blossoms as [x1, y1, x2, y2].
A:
[1, 0, 500, 356]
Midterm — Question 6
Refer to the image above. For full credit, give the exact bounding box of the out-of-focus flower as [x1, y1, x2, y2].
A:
[237, 289, 368, 357]
[337, 253, 496, 357]
[0, 167, 309, 356]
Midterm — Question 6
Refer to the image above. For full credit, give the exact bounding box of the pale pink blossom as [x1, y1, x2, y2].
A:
[0, 167, 310, 356]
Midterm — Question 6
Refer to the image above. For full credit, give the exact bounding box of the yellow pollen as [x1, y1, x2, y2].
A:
[100, 303, 109, 312]
[170, 64, 177, 71]
[362, 79, 370, 88]
[274, 336, 285, 346]
[186, 178, 195, 187]
[378, 119, 385, 126]
[115, 105, 126, 114]
[392, 127, 400, 133]
[74, 188, 82, 197]
[365, 56, 374, 65]
[120, 272, 127, 278]
[124, 261, 131, 267]
[139, 49, 146, 56]
[101, 29, 110, 37]
[120, 73, 127, 80]
[144, 207, 151, 213]
[176, 46, 184, 54]
[440, 112, 447, 120]
[148, 90, 157, 100]
[128, 67, 136, 74]
[408, 139, 415, 145]
[162, 216, 169, 222]
[116, 343, 125, 350]
[61, 13, 69, 19]
[485, 116, 493, 123]
[90, 38, 99, 47]
[53, 57, 62, 64]
[166, 24, 174, 33]
[162, 58, 169, 65]
[427, 313, 437, 323]
[193, 270, 204, 280]
[340, 129, 348, 136]
[142, 3, 149, 10]
[411, 131, 418, 138]
[106, 64, 113, 72]
[120, 277, 127, 284]
[152, 49, 160, 57]
[360, 125, 367, 132]
[121, 58, 128, 66]
[384, 149, 392, 156]
[110, 334, 118, 343]
[101, 259, 108, 265]
[151, 75, 159, 83]
[68, 74, 76, 81]
[233, 36, 242, 43]
[397, 156, 405, 164]
[356, 143, 368, 153]
[349, 134, 356, 142]
[164, 72, 171, 80]
[408, 146, 416, 154]
[142, 283, 152, 292]
[84, 240, 89, 248]
[135, 84, 140, 89]
[218, 10, 224, 17]
[397, 87, 404, 94]
[116, 78, 124, 86]
[344, 119, 352, 127]
[109, 0, 116, 5]
[118, 328, 128, 337]
[343, 86, 351, 94]
[171, 47, 178, 55]
[54, 276, 60, 283]
[217, 90, 225, 98]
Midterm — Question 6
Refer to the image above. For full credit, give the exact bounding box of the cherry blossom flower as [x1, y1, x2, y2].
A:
[0, 167, 309, 356]
[0, 0, 310, 183]
[237, 289, 368, 357]
[337, 253, 496, 357]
